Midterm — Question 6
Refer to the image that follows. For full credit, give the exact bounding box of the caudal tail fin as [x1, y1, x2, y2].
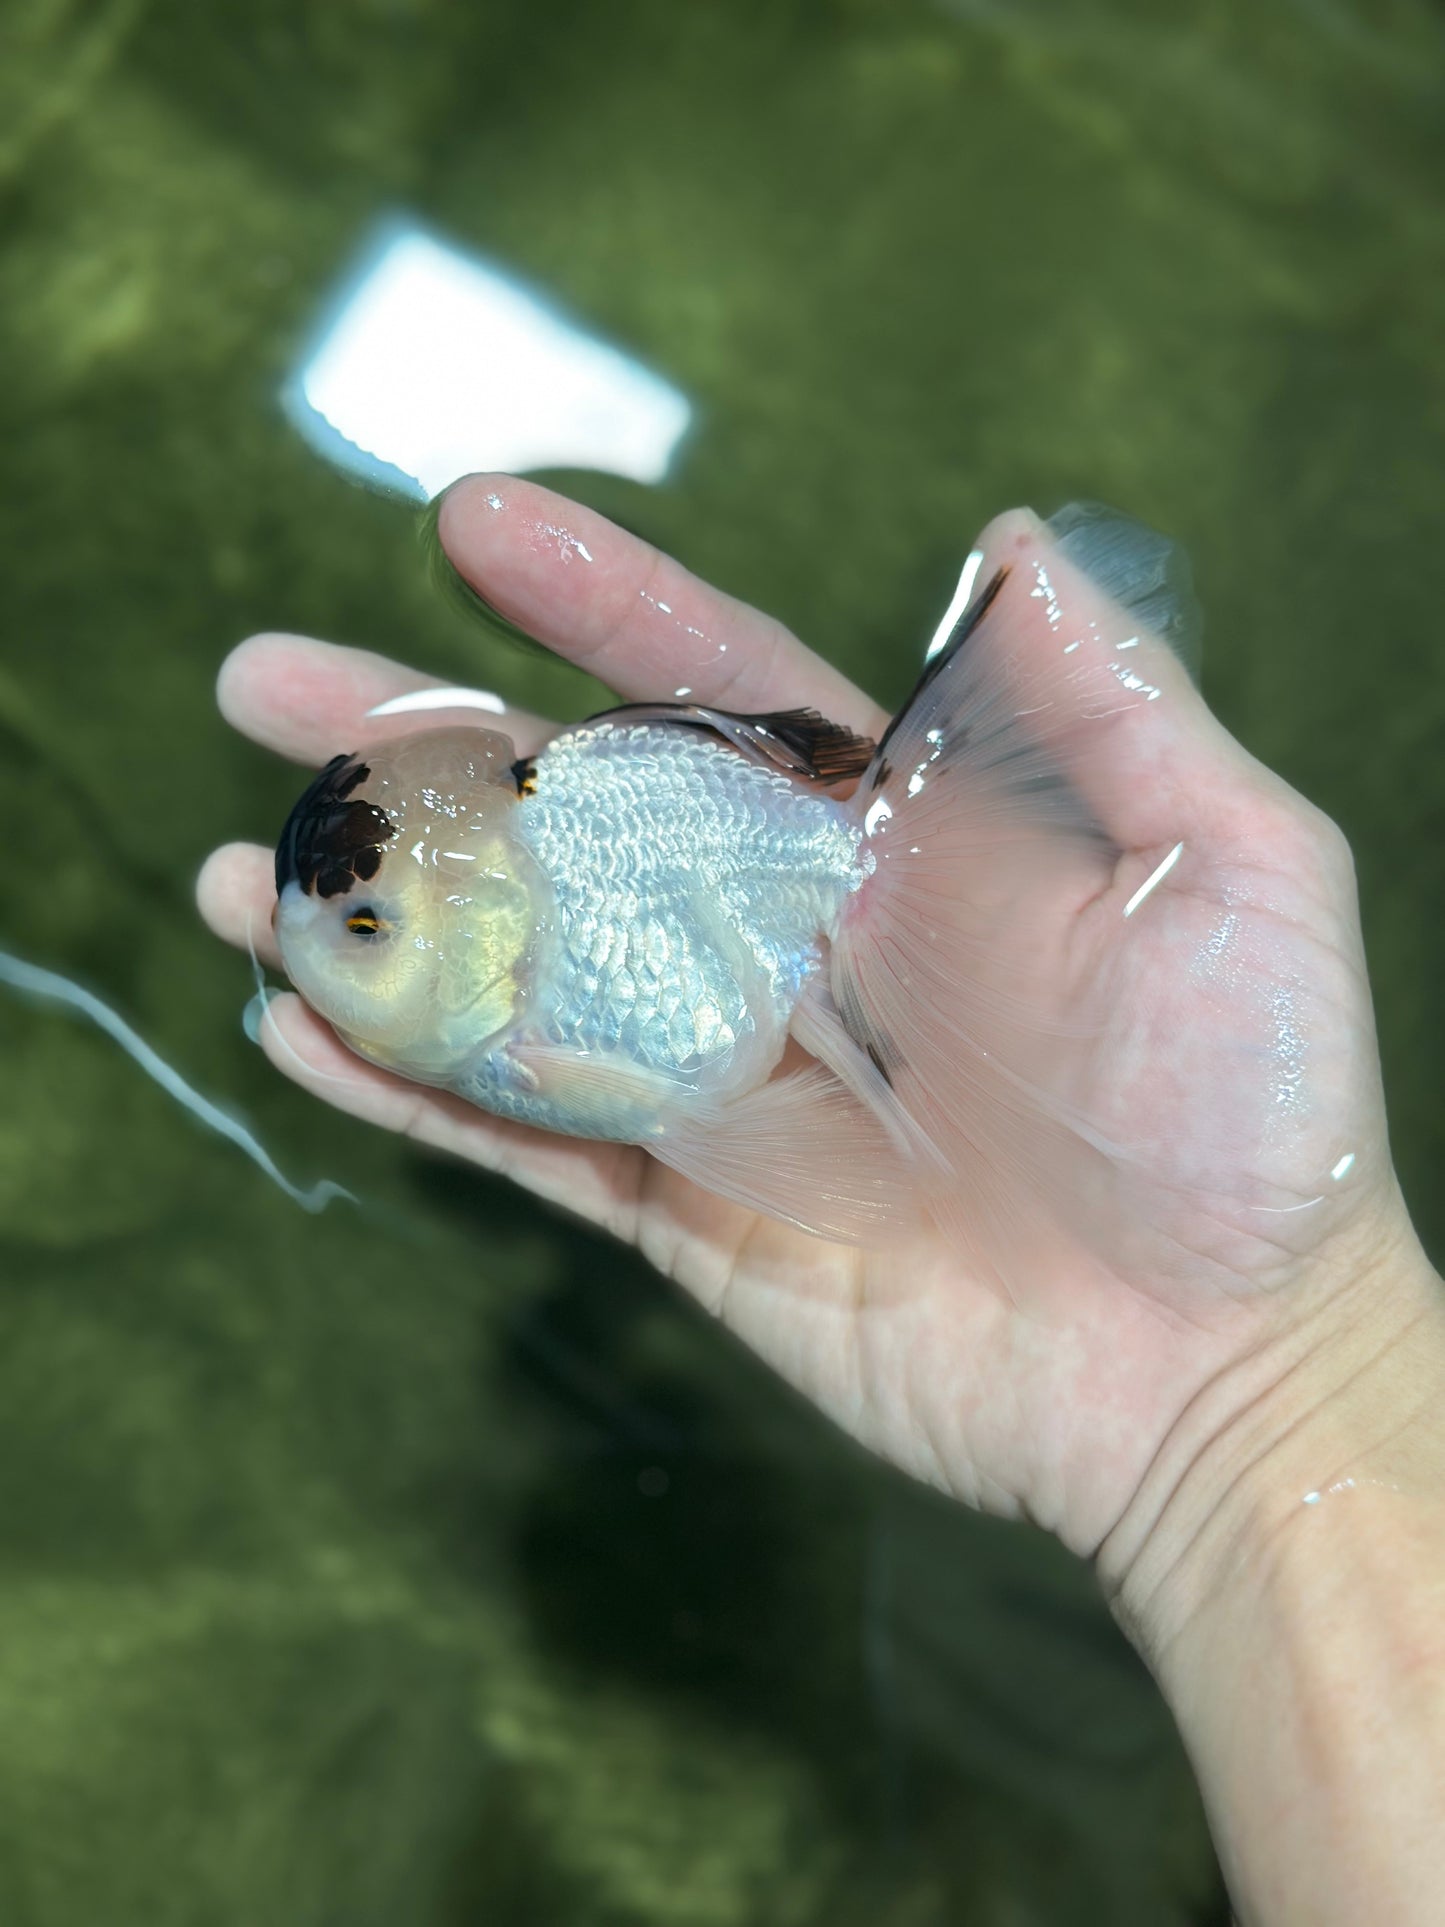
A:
[826, 503, 1203, 1297]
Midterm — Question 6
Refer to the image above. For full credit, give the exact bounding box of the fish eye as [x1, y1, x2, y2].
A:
[344, 906, 384, 939]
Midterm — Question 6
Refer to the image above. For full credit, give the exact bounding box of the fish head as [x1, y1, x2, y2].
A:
[273, 728, 546, 1080]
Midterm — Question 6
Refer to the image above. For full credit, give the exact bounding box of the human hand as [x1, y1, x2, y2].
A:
[198, 476, 1434, 1582]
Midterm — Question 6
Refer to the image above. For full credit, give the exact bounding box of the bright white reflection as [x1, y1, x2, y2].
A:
[285, 221, 692, 500]
[367, 685, 508, 719]
[924, 548, 985, 662]
[1122, 839, 1184, 918]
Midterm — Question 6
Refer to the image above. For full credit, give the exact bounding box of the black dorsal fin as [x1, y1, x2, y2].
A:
[866, 565, 1010, 786]
[582, 702, 876, 787]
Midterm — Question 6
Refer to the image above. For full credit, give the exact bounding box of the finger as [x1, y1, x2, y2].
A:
[438, 475, 887, 733]
[197, 842, 282, 969]
[218, 633, 555, 766]
[969, 508, 1285, 855]
[257, 992, 648, 1240]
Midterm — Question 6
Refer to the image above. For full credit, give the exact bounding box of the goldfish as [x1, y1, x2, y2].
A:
[272, 503, 1200, 1248]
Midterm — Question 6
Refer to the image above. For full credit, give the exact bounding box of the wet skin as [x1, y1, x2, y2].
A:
[198, 472, 1430, 1573]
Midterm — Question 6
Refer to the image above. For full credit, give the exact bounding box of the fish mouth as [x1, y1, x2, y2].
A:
[274, 753, 397, 900]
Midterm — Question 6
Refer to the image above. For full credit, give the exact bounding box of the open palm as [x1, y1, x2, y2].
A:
[199, 477, 1399, 1557]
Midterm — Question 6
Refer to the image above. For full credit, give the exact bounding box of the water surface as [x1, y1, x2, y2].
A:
[2, 2, 1442, 1921]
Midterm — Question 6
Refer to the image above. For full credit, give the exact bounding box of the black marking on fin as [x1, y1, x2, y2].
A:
[510, 757, 538, 797]
[582, 701, 876, 787]
[838, 992, 903, 1088]
[275, 754, 397, 901]
[870, 564, 1011, 775]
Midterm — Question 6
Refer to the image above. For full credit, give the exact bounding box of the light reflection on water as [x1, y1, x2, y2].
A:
[284, 219, 692, 500]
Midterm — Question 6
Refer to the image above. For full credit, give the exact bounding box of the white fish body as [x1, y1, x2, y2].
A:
[464, 719, 869, 1138]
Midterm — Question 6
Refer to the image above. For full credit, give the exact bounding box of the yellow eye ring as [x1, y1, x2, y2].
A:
[345, 908, 383, 938]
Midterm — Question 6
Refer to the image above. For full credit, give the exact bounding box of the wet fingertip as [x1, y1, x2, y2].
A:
[258, 995, 389, 1103]
[434, 471, 516, 550]
[264, 991, 354, 1064]
[195, 841, 274, 926]
[255, 991, 325, 1070]
[421, 482, 558, 661]
[974, 506, 1046, 560]
[214, 638, 255, 719]
[253, 995, 301, 1077]
[195, 842, 243, 926]
[215, 632, 297, 725]
[241, 985, 271, 1045]
[194, 845, 224, 918]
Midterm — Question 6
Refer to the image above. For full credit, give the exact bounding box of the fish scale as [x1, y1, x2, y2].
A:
[474, 720, 866, 1119]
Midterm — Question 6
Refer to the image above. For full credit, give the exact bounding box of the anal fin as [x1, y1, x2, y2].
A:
[651, 1061, 922, 1244]
[790, 979, 948, 1180]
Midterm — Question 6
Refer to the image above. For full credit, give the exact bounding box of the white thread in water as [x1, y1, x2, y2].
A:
[0, 946, 349, 1214]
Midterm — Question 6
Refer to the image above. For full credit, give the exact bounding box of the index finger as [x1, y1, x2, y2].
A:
[438, 475, 887, 735]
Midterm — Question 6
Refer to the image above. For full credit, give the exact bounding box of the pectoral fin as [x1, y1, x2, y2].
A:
[508, 1043, 684, 1142]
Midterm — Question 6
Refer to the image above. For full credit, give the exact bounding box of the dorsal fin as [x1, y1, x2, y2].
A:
[583, 701, 876, 787]
[866, 565, 1011, 787]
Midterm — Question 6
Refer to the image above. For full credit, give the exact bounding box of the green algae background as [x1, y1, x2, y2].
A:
[2, 1, 1443, 1921]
